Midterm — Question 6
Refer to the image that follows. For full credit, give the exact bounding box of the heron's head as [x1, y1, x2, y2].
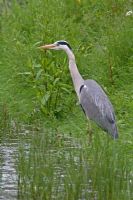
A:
[39, 40, 72, 51]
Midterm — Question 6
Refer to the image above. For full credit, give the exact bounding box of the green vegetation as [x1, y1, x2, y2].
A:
[0, 0, 133, 199]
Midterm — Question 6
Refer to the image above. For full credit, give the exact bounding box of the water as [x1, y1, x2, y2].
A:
[0, 130, 132, 200]
[0, 139, 18, 200]
[0, 133, 89, 200]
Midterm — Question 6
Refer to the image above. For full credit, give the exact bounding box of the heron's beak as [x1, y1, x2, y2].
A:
[38, 44, 56, 50]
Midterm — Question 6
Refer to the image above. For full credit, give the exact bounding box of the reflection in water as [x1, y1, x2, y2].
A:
[0, 140, 18, 200]
[0, 133, 93, 199]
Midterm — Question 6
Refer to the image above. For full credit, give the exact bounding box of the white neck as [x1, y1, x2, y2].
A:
[64, 47, 84, 99]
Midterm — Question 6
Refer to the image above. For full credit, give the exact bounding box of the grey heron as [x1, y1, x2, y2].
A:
[39, 41, 118, 139]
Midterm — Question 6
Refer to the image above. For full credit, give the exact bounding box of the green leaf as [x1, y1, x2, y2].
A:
[34, 64, 41, 68]
[41, 92, 51, 106]
[61, 87, 71, 94]
[17, 72, 32, 76]
[53, 78, 60, 85]
[36, 69, 43, 80]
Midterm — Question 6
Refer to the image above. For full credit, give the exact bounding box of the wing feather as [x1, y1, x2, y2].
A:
[80, 80, 117, 137]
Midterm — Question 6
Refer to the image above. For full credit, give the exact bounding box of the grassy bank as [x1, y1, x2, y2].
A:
[1, 0, 133, 121]
[0, 0, 133, 199]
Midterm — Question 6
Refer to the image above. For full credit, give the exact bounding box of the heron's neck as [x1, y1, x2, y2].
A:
[65, 48, 84, 99]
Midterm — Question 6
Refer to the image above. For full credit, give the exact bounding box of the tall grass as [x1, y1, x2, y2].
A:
[18, 122, 133, 199]
[1, 0, 132, 118]
[0, 0, 133, 199]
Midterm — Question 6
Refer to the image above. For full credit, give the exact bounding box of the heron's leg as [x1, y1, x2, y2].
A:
[87, 119, 92, 143]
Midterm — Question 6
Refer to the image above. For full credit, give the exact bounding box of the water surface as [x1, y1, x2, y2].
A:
[0, 139, 18, 200]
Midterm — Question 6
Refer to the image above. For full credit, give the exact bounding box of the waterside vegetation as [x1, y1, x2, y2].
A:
[0, 0, 133, 199]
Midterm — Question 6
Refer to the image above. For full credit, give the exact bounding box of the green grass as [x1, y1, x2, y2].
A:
[0, 0, 133, 199]
[17, 114, 133, 199]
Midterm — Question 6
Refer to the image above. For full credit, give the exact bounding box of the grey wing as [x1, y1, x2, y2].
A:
[80, 80, 118, 138]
